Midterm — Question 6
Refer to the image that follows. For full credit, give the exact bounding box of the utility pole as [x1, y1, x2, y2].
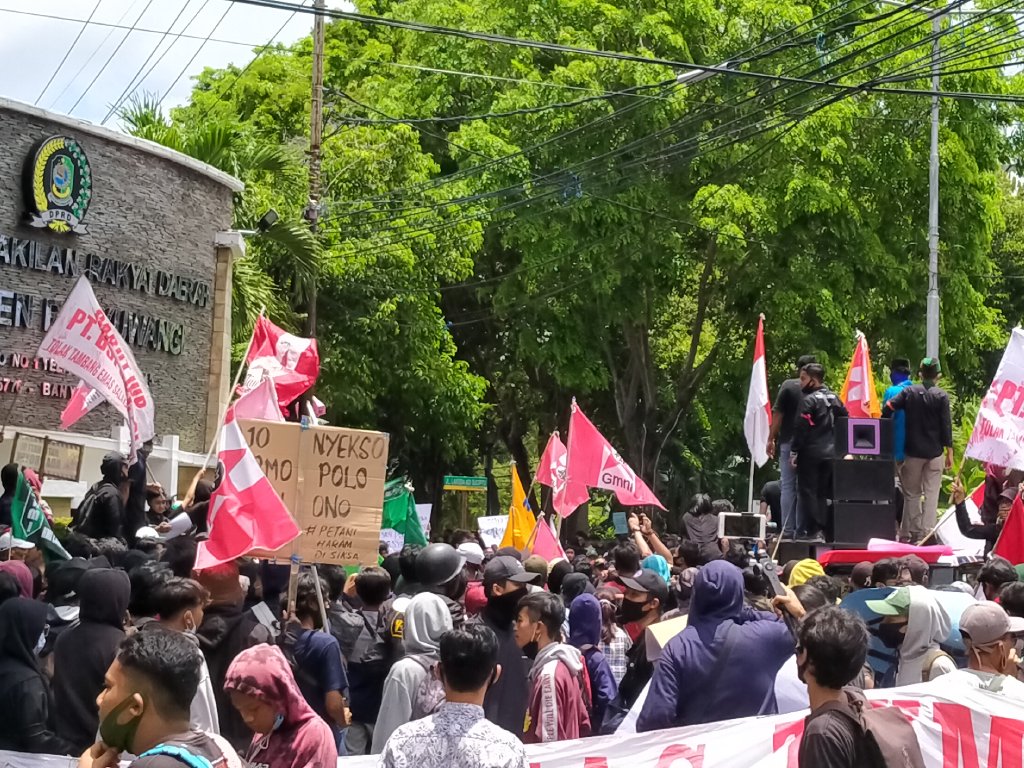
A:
[926, 12, 941, 359]
[305, 0, 326, 339]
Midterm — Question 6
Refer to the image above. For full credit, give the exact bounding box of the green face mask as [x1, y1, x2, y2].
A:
[99, 694, 144, 754]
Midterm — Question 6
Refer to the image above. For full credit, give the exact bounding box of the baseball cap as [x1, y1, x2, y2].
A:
[483, 555, 541, 587]
[865, 586, 912, 616]
[960, 602, 1024, 646]
[0, 532, 34, 551]
[1000, 487, 1019, 503]
[620, 568, 669, 606]
[851, 560, 874, 588]
[457, 542, 484, 566]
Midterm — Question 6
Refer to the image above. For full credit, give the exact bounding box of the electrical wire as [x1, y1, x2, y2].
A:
[101, 0, 210, 124]
[67, 0, 157, 115]
[156, 2, 234, 107]
[35, 0, 103, 105]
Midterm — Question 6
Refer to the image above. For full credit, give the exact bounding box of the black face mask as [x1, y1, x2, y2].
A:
[617, 597, 649, 625]
[488, 587, 526, 625]
[877, 622, 906, 649]
[522, 640, 540, 660]
[796, 658, 809, 685]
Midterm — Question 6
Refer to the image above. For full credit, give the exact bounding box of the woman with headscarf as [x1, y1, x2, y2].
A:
[225, 644, 337, 768]
[641, 555, 671, 584]
[0, 559, 34, 597]
[560, 572, 596, 635]
[371, 592, 453, 753]
[568, 593, 617, 729]
[0, 597, 74, 754]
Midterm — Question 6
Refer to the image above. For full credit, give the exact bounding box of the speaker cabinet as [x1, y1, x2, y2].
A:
[833, 501, 896, 546]
[833, 459, 895, 502]
[835, 418, 893, 459]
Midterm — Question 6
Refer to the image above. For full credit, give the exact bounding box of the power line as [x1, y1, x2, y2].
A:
[35, 0, 104, 105]
[67, 0, 158, 115]
[157, 2, 234, 107]
[101, 0, 209, 124]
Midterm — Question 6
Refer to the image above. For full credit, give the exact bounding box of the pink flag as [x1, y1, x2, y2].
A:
[60, 382, 104, 430]
[230, 377, 284, 422]
[195, 414, 300, 569]
[536, 433, 590, 518]
[566, 401, 665, 510]
[525, 514, 567, 562]
[243, 316, 320, 412]
[743, 315, 772, 468]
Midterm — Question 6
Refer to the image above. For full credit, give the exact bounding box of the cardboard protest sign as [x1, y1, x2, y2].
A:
[238, 420, 389, 566]
[966, 327, 1024, 469]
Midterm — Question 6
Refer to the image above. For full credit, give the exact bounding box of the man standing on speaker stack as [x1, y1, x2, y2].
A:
[791, 363, 848, 543]
[884, 357, 915, 520]
[883, 358, 953, 544]
[768, 355, 818, 539]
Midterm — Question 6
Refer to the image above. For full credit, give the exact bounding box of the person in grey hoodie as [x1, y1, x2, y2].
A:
[371, 592, 453, 754]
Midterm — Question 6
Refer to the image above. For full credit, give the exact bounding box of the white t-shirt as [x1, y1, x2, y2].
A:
[930, 668, 1024, 700]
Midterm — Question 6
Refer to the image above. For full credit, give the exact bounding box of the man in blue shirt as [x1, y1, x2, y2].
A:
[883, 357, 914, 463]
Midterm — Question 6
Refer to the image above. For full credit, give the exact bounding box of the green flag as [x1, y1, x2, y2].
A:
[11, 472, 70, 561]
[380, 478, 427, 547]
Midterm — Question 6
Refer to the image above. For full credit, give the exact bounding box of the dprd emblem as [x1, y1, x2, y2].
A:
[24, 135, 92, 234]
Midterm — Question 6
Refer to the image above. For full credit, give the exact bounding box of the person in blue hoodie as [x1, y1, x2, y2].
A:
[567, 593, 617, 730]
[883, 357, 914, 464]
[636, 560, 797, 732]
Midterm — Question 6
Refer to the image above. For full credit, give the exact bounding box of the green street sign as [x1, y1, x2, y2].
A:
[443, 475, 488, 492]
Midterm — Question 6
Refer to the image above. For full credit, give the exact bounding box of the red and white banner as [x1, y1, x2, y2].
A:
[567, 401, 665, 510]
[59, 381, 104, 430]
[743, 315, 771, 467]
[36, 277, 154, 459]
[339, 683, 1024, 768]
[243, 316, 320, 411]
[966, 328, 1024, 470]
[537, 432, 590, 518]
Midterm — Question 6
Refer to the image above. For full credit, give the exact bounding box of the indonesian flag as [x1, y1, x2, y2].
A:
[743, 315, 772, 468]
[194, 414, 300, 569]
[566, 401, 665, 509]
[840, 331, 881, 418]
[229, 377, 284, 422]
[994, 491, 1024, 565]
[524, 514, 567, 563]
[60, 381, 104, 430]
[243, 316, 320, 412]
[536, 433, 590, 518]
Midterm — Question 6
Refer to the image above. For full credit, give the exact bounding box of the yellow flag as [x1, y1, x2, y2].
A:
[840, 331, 882, 418]
[500, 465, 535, 550]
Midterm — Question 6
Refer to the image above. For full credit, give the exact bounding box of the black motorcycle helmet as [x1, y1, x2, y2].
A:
[416, 543, 465, 588]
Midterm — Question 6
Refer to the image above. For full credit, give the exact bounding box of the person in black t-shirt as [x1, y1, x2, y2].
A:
[797, 606, 871, 768]
[768, 355, 817, 538]
[760, 481, 782, 530]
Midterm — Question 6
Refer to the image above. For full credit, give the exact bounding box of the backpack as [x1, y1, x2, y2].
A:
[409, 654, 446, 719]
[277, 621, 321, 692]
[70, 483, 102, 532]
[138, 744, 214, 768]
[922, 648, 955, 681]
[807, 687, 925, 768]
[329, 605, 367, 661]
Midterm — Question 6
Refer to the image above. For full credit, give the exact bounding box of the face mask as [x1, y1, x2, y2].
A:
[877, 622, 905, 649]
[796, 658, 809, 685]
[488, 588, 526, 623]
[33, 631, 46, 656]
[617, 597, 649, 625]
[99, 694, 144, 753]
[272, 713, 285, 731]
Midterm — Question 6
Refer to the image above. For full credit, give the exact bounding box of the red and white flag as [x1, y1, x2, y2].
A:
[194, 414, 300, 569]
[243, 316, 320, 412]
[229, 377, 284, 422]
[840, 331, 881, 418]
[743, 315, 772, 468]
[60, 381, 104, 430]
[566, 401, 665, 509]
[36, 277, 154, 460]
[536, 432, 590, 518]
[524, 514, 567, 562]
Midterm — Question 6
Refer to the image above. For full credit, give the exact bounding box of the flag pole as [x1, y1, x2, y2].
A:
[186, 306, 264, 506]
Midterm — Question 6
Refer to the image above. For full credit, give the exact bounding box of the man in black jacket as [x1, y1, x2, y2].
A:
[791, 363, 848, 542]
[76, 452, 128, 542]
[472, 555, 540, 735]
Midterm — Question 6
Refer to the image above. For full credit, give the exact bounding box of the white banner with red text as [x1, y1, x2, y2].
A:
[966, 327, 1024, 470]
[339, 681, 1024, 768]
[7, 682, 1024, 768]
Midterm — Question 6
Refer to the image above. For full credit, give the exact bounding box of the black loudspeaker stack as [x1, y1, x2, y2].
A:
[831, 418, 897, 546]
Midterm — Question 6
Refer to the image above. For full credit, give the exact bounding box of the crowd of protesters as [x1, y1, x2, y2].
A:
[0, 447, 1023, 768]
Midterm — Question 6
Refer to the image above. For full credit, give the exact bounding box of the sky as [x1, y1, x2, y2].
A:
[0, 0, 328, 131]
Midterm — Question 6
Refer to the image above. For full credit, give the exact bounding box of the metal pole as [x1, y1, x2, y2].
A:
[305, 0, 326, 339]
[926, 12, 941, 358]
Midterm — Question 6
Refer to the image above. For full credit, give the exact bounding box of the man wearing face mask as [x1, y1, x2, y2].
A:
[472, 555, 541, 735]
[866, 585, 956, 686]
[515, 592, 591, 743]
[142, 577, 220, 735]
[380, 625, 528, 768]
[78, 631, 242, 768]
[932, 602, 1024, 699]
[599, 568, 668, 733]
